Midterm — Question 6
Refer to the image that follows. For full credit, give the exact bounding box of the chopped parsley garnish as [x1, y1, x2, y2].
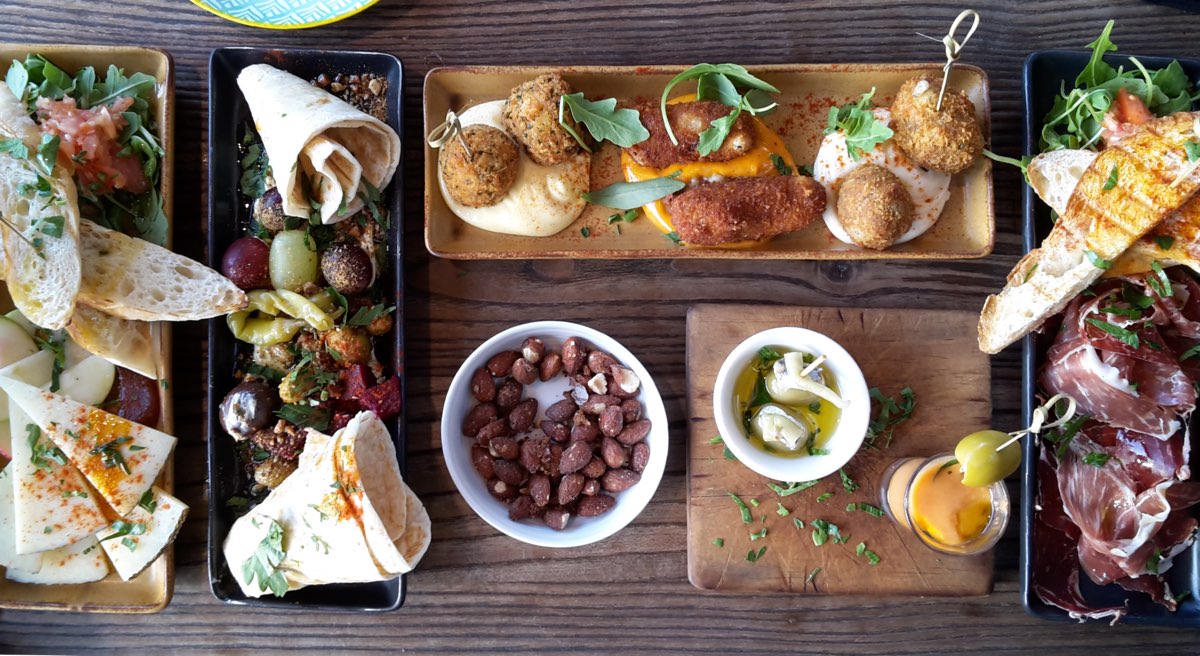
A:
[712, 537, 724, 548]
[1084, 249, 1112, 269]
[137, 489, 157, 514]
[749, 528, 768, 541]
[776, 502, 789, 517]
[89, 435, 132, 475]
[345, 303, 394, 327]
[863, 387, 916, 449]
[99, 519, 146, 543]
[1102, 165, 1119, 191]
[745, 546, 767, 563]
[728, 491, 752, 523]
[1082, 451, 1115, 467]
[839, 469, 858, 493]
[770, 153, 793, 176]
[27, 423, 67, 471]
[1148, 261, 1173, 298]
[816, 492, 834, 503]
[793, 518, 805, 530]
[1084, 317, 1140, 349]
[276, 404, 331, 432]
[768, 480, 819, 496]
[806, 567, 821, 585]
[1155, 235, 1176, 250]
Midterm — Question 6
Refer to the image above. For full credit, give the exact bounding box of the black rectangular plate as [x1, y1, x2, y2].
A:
[1021, 49, 1200, 626]
[206, 47, 406, 612]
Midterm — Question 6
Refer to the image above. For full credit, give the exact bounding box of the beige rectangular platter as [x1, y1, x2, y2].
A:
[0, 43, 175, 613]
[424, 63, 992, 260]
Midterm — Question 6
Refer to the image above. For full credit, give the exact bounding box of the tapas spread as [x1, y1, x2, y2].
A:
[983, 21, 1200, 624]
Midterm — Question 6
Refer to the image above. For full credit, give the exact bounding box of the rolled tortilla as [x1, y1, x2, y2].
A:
[223, 411, 430, 597]
[237, 64, 399, 225]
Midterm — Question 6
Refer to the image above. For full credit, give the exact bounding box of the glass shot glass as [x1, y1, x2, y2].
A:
[878, 453, 1010, 556]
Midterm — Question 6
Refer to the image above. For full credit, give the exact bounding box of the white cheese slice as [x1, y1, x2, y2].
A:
[0, 467, 43, 572]
[0, 376, 175, 516]
[97, 486, 187, 581]
[6, 535, 109, 584]
[3, 353, 109, 554]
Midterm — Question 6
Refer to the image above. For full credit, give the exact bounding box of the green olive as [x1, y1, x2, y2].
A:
[269, 230, 319, 292]
[954, 429, 1021, 487]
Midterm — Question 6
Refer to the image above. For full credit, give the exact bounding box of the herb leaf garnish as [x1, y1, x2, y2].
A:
[659, 63, 779, 145]
[825, 88, 893, 161]
[580, 175, 686, 210]
[241, 518, 289, 597]
[560, 93, 649, 148]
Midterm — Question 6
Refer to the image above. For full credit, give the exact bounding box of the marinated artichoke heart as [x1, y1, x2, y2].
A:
[766, 352, 847, 408]
[751, 403, 814, 452]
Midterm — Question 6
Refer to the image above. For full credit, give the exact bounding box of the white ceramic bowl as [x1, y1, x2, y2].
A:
[441, 321, 668, 547]
[712, 327, 870, 482]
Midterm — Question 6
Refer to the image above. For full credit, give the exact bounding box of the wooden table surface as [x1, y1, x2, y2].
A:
[2, 0, 1200, 653]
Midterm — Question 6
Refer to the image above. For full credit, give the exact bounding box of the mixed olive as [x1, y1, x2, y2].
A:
[954, 429, 1021, 487]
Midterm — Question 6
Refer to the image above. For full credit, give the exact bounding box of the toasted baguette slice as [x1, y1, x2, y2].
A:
[1028, 148, 1200, 276]
[0, 376, 176, 516]
[979, 112, 1200, 353]
[76, 219, 246, 321]
[66, 305, 161, 380]
[0, 86, 81, 330]
[97, 486, 187, 581]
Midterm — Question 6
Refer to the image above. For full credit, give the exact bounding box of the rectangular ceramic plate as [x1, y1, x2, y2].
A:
[206, 47, 406, 612]
[424, 63, 993, 260]
[0, 43, 175, 614]
[1021, 49, 1200, 626]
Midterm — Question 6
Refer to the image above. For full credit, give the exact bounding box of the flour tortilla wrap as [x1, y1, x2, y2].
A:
[0, 86, 81, 329]
[223, 411, 429, 597]
[237, 64, 399, 225]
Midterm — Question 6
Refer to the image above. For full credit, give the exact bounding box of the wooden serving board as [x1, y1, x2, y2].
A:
[686, 304, 993, 595]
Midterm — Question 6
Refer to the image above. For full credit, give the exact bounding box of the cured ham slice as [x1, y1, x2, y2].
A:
[1041, 281, 1195, 439]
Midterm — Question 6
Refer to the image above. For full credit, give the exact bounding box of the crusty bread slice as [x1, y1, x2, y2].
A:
[0, 86, 81, 330]
[1028, 149, 1098, 215]
[75, 219, 246, 321]
[1028, 148, 1200, 277]
[979, 112, 1200, 353]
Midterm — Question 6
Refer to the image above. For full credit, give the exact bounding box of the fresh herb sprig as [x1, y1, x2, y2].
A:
[559, 93, 649, 149]
[825, 88, 893, 161]
[659, 64, 779, 147]
[241, 518, 289, 597]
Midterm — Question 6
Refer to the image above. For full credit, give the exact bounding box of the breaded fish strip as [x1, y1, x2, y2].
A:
[624, 100, 756, 168]
[664, 176, 826, 246]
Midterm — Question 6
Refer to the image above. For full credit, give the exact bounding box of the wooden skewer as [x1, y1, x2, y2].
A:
[921, 9, 981, 112]
[0, 211, 37, 248]
[426, 109, 474, 160]
[994, 393, 1077, 452]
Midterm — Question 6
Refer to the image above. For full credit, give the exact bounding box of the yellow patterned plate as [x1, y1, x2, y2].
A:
[189, 0, 378, 30]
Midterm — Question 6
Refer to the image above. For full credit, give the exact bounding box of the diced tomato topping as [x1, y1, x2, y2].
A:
[1101, 89, 1154, 148]
[35, 96, 149, 195]
[359, 376, 401, 421]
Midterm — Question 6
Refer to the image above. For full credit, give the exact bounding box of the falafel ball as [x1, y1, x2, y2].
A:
[890, 75, 984, 175]
[836, 164, 915, 250]
[438, 124, 519, 207]
[501, 73, 589, 166]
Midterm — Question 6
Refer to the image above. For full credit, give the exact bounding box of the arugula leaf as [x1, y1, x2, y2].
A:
[982, 149, 1032, 182]
[770, 153, 793, 176]
[1077, 20, 1118, 87]
[727, 491, 753, 523]
[581, 176, 686, 210]
[276, 404, 331, 432]
[346, 303, 394, 327]
[659, 63, 779, 144]
[697, 95, 746, 156]
[241, 518, 289, 597]
[1179, 344, 1200, 362]
[6, 59, 28, 101]
[560, 93, 649, 148]
[825, 88, 893, 160]
[696, 72, 740, 107]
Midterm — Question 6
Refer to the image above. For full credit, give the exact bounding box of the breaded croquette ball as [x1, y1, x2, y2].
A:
[890, 75, 984, 175]
[438, 124, 519, 207]
[502, 73, 589, 166]
[836, 164, 915, 250]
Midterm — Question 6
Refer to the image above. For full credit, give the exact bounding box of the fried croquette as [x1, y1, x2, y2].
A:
[624, 99, 756, 168]
[438, 124, 519, 207]
[664, 175, 826, 246]
[836, 164, 915, 250]
[502, 73, 588, 166]
[890, 75, 984, 175]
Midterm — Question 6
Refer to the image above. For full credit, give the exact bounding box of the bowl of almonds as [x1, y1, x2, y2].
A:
[441, 321, 668, 547]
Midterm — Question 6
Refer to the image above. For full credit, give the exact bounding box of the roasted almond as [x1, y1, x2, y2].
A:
[539, 351, 563, 381]
[507, 397, 538, 433]
[620, 398, 642, 423]
[475, 418, 511, 447]
[599, 405, 624, 438]
[495, 378, 523, 412]
[545, 399, 578, 423]
[540, 419, 570, 443]
[520, 337, 545, 364]
[520, 434, 551, 474]
[631, 441, 650, 473]
[470, 367, 496, 402]
[562, 337, 585, 375]
[471, 445, 495, 479]
[582, 456, 607, 479]
[601, 436, 627, 469]
[494, 458, 528, 486]
[511, 357, 537, 385]
[543, 507, 570, 531]
[601, 468, 641, 493]
[559, 440, 593, 474]
[508, 495, 536, 520]
[486, 350, 521, 376]
[557, 472, 585, 505]
[578, 494, 616, 517]
[529, 473, 552, 507]
[488, 435, 520, 460]
[463, 402, 498, 437]
[615, 419, 652, 446]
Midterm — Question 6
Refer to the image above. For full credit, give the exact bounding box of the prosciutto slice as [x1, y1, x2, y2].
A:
[1041, 280, 1195, 439]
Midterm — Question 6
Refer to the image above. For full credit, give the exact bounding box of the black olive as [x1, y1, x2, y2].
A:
[320, 243, 373, 295]
[219, 381, 281, 440]
[253, 187, 288, 233]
